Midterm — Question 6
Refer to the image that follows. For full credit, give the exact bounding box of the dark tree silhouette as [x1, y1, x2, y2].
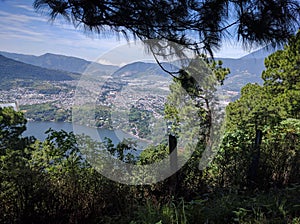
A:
[34, 0, 299, 56]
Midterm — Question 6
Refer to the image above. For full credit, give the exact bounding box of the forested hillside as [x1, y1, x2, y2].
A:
[1, 32, 299, 223]
[0, 54, 78, 81]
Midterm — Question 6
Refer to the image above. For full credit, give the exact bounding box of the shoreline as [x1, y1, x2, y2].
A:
[25, 120, 152, 146]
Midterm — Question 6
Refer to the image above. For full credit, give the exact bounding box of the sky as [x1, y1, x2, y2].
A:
[0, 0, 257, 64]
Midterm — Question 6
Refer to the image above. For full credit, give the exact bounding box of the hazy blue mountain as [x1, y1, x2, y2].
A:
[240, 45, 280, 60]
[112, 61, 176, 79]
[217, 47, 278, 92]
[220, 57, 265, 92]
[0, 54, 77, 82]
[112, 46, 277, 89]
[0, 51, 119, 75]
[112, 55, 267, 93]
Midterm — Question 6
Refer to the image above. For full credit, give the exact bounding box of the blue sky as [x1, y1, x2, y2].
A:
[0, 0, 256, 63]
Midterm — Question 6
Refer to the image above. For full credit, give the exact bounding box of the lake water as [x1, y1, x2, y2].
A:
[23, 121, 147, 150]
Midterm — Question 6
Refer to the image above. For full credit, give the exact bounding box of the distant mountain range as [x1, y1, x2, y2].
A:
[112, 61, 178, 79]
[220, 57, 266, 92]
[0, 46, 277, 93]
[0, 51, 118, 75]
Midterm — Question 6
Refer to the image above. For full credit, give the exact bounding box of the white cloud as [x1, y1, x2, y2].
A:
[13, 4, 35, 12]
[0, 24, 44, 37]
[0, 9, 48, 42]
[0, 10, 46, 23]
[0, 2, 124, 60]
[97, 59, 119, 66]
[0, 33, 43, 42]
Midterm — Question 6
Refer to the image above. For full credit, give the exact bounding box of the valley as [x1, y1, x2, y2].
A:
[0, 49, 272, 138]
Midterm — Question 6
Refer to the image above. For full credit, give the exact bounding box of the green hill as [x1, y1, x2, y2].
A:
[0, 54, 79, 89]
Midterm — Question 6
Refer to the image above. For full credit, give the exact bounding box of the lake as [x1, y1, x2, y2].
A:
[23, 121, 147, 150]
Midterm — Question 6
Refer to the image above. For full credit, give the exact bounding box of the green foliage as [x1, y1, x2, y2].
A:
[129, 106, 152, 138]
[208, 129, 253, 187]
[261, 119, 300, 186]
[139, 143, 168, 165]
[0, 107, 37, 223]
[130, 198, 191, 224]
[183, 185, 300, 223]
[1, 127, 137, 223]
[1, 102, 300, 222]
[163, 56, 229, 197]
[2, 33, 300, 223]
[0, 107, 28, 153]
[72, 104, 112, 128]
[21, 103, 72, 122]
[262, 31, 300, 118]
[105, 137, 138, 163]
[210, 31, 300, 189]
[21, 103, 113, 126]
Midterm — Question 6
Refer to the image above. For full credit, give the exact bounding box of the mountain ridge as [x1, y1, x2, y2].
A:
[0, 46, 278, 93]
[0, 51, 119, 75]
[0, 54, 78, 85]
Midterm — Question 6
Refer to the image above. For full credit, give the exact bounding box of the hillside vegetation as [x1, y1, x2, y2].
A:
[0, 34, 299, 223]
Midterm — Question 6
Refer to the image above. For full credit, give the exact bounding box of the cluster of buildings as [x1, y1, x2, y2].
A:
[0, 81, 76, 109]
[0, 75, 233, 127]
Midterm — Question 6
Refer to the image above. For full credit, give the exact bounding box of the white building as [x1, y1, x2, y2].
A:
[0, 102, 19, 111]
